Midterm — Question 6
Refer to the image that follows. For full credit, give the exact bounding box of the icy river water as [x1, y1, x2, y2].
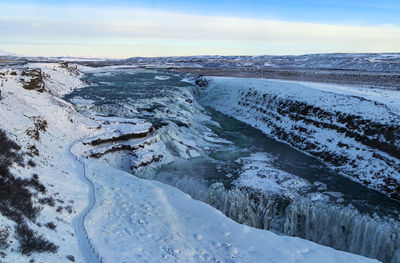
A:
[65, 68, 400, 263]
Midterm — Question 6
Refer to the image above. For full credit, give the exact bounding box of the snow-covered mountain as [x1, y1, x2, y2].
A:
[0, 49, 23, 57]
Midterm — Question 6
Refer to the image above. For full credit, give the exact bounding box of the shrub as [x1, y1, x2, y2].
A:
[25, 174, 46, 194]
[31, 116, 47, 132]
[26, 128, 40, 141]
[27, 160, 36, 167]
[0, 165, 41, 221]
[0, 227, 10, 249]
[25, 116, 47, 141]
[0, 129, 22, 164]
[64, 206, 73, 214]
[17, 223, 58, 255]
[44, 222, 56, 230]
[27, 144, 39, 156]
[0, 129, 57, 255]
[39, 197, 55, 207]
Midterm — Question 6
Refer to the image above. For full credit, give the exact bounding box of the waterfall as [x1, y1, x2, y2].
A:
[144, 171, 400, 262]
[67, 69, 400, 263]
[207, 182, 400, 263]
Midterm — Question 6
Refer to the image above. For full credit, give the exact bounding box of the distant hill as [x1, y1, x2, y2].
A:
[0, 49, 24, 57]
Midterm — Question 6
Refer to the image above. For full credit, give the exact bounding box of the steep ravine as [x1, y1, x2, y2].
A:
[66, 69, 400, 263]
[196, 77, 400, 201]
[193, 76, 400, 263]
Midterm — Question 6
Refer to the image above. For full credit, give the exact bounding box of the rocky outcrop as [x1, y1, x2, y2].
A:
[195, 77, 210, 87]
[82, 123, 153, 146]
[83, 129, 151, 146]
[21, 68, 45, 92]
[89, 135, 159, 158]
[59, 62, 79, 76]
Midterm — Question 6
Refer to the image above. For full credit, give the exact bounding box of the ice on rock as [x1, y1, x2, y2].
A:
[154, 75, 171, 80]
[233, 153, 311, 198]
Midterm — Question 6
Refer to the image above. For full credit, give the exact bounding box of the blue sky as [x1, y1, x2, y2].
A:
[9, 0, 400, 25]
[1, 0, 400, 57]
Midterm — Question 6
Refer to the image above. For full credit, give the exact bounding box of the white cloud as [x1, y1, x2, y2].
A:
[1, 4, 399, 57]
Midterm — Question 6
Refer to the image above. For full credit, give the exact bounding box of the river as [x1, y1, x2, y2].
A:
[64, 68, 400, 263]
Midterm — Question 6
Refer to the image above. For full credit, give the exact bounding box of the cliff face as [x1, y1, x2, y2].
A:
[197, 77, 400, 201]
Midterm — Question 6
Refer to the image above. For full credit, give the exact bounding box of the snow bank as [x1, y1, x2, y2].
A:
[83, 159, 377, 263]
[232, 153, 311, 198]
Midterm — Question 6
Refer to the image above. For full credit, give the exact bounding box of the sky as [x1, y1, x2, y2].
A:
[0, 0, 400, 58]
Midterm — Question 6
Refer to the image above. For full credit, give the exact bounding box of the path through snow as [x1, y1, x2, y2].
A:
[69, 140, 102, 263]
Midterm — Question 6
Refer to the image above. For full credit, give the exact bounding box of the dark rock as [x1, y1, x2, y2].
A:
[195, 77, 209, 87]
[21, 68, 45, 92]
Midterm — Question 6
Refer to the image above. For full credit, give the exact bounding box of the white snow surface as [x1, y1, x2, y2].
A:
[201, 77, 400, 123]
[154, 75, 171, 80]
[233, 153, 311, 198]
[81, 159, 376, 263]
[0, 64, 378, 262]
[279, 79, 400, 114]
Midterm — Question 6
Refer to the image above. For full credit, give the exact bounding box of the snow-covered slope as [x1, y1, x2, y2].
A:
[197, 77, 400, 201]
[0, 63, 92, 262]
[78, 158, 377, 263]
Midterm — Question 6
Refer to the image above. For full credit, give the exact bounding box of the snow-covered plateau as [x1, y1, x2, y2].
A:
[0, 61, 395, 263]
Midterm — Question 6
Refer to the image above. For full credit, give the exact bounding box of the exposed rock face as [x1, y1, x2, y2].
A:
[83, 129, 151, 146]
[88, 135, 159, 158]
[130, 154, 163, 170]
[21, 68, 45, 92]
[59, 62, 79, 76]
[82, 122, 153, 146]
[79, 120, 164, 172]
[59, 62, 69, 68]
[195, 77, 209, 87]
[197, 77, 400, 201]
